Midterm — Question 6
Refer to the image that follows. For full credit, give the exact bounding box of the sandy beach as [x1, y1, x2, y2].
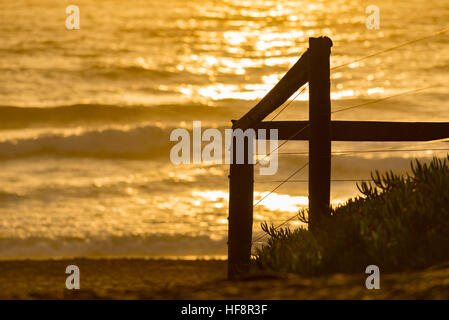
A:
[0, 258, 448, 299]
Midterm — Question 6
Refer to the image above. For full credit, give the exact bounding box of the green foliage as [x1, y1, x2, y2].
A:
[254, 156, 449, 275]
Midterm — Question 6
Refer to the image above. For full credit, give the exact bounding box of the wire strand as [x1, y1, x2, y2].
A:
[268, 148, 449, 156]
[332, 84, 441, 114]
[332, 138, 449, 159]
[331, 27, 449, 71]
[270, 85, 309, 121]
[255, 179, 373, 183]
[253, 162, 309, 207]
[254, 124, 310, 166]
[252, 213, 301, 243]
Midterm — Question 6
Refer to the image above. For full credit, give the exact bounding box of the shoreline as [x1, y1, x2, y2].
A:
[1, 258, 448, 299]
[0, 255, 228, 262]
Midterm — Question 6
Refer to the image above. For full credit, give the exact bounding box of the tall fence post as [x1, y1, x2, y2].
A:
[308, 37, 333, 233]
[227, 121, 254, 279]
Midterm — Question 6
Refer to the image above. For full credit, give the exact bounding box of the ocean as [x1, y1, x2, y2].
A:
[0, 0, 448, 259]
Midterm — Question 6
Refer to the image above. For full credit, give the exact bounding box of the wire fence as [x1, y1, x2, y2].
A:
[250, 26, 449, 245]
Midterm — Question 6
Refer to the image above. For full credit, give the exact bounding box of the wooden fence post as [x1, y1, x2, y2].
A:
[227, 121, 254, 279]
[308, 37, 333, 233]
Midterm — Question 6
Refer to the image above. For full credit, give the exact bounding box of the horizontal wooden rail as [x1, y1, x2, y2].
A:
[234, 50, 309, 130]
[256, 121, 449, 141]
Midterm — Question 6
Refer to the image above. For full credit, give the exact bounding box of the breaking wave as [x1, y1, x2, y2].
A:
[0, 234, 227, 259]
[0, 104, 233, 129]
[0, 125, 175, 159]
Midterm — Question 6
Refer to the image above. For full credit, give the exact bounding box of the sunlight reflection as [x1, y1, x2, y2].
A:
[331, 89, 355, 100]
[192, 190, 228, 202]
[254, 192, 308, 213]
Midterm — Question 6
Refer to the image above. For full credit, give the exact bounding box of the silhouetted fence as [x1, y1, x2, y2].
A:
[227, 36, 449, 279]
